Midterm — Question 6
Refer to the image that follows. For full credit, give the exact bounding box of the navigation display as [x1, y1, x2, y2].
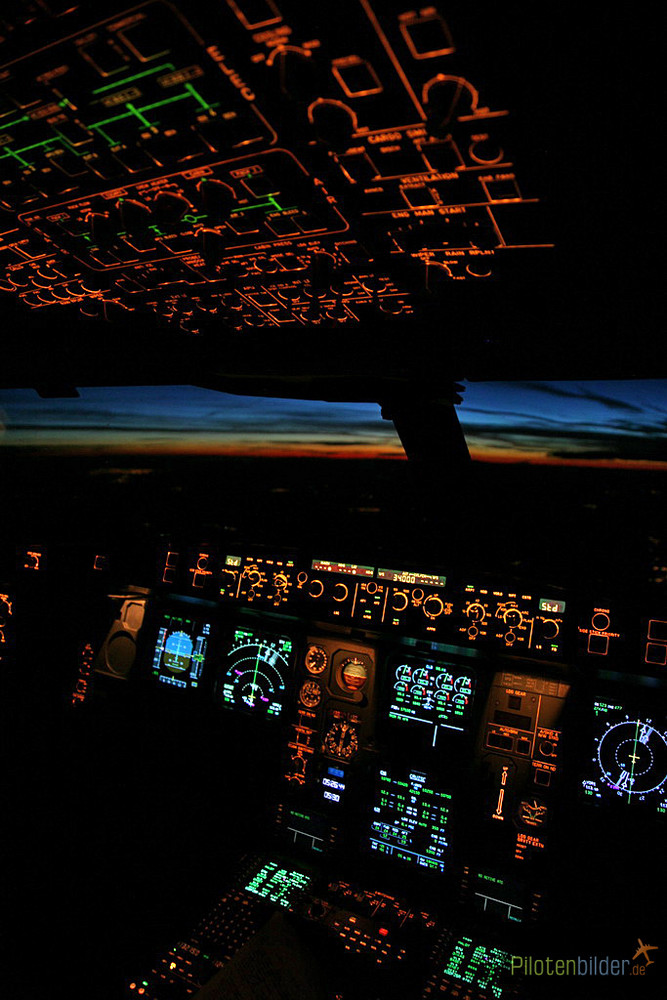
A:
[152, 612, 211, 690]
[218, 628, 292, 718]
[388, 657, 475, 744]
[368, 768, 452, 873]
[582, 700, 667, 816]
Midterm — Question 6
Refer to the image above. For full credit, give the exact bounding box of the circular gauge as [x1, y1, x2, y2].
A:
[504, 608, 523, 628]
[340, 657, 368, 691]
[163, 631, 193, 673]
[423, 595, 445, 619]
[324, 719, 359, 759]
[245, 568, 264, 588]
[467, 602, 486, 622]
[541, 619, 560, 639]
[305, 644, 327, 674]
[436, 672, 453, 691]
[300, 680, 322, 708]
[596, 720, 667, 799]
[392, 591, 409, 612]
[221, 632, 290, 717]
[454, 675, 473, 696]
[412, 667, 431, 687]
[592, 612, 610, 632]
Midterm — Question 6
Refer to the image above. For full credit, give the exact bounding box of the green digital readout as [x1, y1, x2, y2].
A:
[244, 862, 311, 908]
[444, 936, 513, 999]
[389, 658, 474, 743]
[538, 598, 566, 614]
[369, 769, 452, 871]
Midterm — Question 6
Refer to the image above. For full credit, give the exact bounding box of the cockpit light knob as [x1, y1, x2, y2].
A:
[117, 198, 152, 232]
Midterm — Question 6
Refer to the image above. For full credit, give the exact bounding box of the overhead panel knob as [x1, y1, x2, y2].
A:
[117, 198, 152, 233]
[272, 46, 317, 100]
[87, 211, 117, 244]
[196, 178, 237, 221]
[308, 99, 357, 152]
[154, 192, 192, 229]
[308, 251, 336, 294]
[197, 227, 231, 264]
[424, 76, 478, 137]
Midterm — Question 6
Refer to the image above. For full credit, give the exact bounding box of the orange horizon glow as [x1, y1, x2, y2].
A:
[3, 439, 667, 470]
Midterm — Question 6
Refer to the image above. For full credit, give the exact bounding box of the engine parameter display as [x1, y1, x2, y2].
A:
[152, 613, 210, 690]
[389, 658, 475, 743]
[219, 628, 292, 718]
[369, 769, 452, 872]
[582, 701, 667, 816]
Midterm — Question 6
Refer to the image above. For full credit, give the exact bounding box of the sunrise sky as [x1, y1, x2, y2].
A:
[1, 380, 666, 468]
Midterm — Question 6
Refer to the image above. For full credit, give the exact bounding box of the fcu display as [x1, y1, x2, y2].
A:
[218, 627, 292, 717]
[152, 612, 210, 689]
[369, 768, 452, 872]
[581, 700, 667, 816]
[389, 657, 475, 743]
